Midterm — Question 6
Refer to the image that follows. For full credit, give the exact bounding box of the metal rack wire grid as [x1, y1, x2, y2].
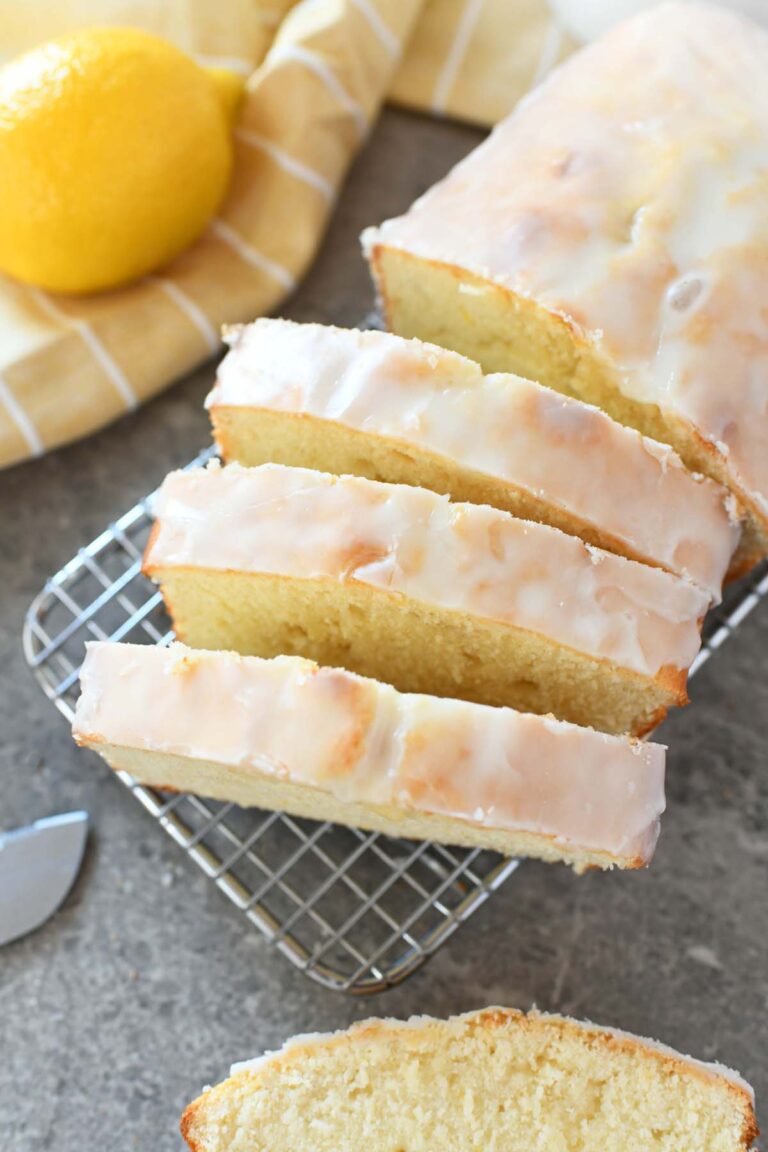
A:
[22, 448, 521, 994]
[23, 445, 768, 993]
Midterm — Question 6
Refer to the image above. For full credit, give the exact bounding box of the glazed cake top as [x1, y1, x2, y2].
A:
[209, 318, 739, 600]
[74, 642, 666, 864]
[365, 2, 768, 521]
[144, 461, 708, 679]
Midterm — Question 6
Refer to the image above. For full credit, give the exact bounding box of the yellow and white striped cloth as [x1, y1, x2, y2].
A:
[0, 0, 581, 468]
[392, 0, 574, 125]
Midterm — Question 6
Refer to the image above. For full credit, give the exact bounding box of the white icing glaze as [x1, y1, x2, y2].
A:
[550, 0, 768, 46]
[226, 1007, 754, 1101]
[73, 642, 665, 861]
[209, 318, 739, 600]
[366, 2, 768, 521]
[570, 1015, 756, 1103]
[145, 461, 707, 679]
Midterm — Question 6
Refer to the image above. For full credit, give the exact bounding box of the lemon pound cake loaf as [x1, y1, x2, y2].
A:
[364, 2, 768, 574]
[181, 1008, 757, 1152]
[73, 643, 667, 870]
[208, 319, 739, 601]
[143, 462, 708, 735]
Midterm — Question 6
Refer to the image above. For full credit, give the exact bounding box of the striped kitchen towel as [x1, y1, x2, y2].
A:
[0, 0, 422, 467]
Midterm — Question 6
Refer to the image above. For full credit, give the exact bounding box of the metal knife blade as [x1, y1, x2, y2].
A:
[0, 811, 89, 947]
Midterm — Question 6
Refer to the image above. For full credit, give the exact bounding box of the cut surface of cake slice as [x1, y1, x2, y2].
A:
[208, 318, 739, 601]
[363, 2, 768, 575]
[181, 1007, 757, 1152]
[73, 642, 667, 870]
[142, 462, 708, 736]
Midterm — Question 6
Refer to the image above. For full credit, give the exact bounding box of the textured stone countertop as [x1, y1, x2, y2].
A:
[1, 110, 766, 1150]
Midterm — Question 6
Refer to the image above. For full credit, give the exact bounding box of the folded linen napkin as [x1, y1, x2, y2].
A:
[0, 0, 422, 468]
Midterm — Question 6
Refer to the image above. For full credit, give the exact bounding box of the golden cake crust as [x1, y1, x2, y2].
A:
[181, 1007, 758, 1152]
[364, 2, 768, 569]
[73, 642, 667, 869]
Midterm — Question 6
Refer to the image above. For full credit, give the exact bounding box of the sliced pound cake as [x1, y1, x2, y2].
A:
[181, 1008, 757, 1152]
[73, 642, 666, 870]
[142, 462, 708, 735]
[364, 3, 768, 575]
[208, 319, 739, 602]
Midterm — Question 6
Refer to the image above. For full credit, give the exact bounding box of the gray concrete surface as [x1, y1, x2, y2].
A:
[1, 109, 766, 1150]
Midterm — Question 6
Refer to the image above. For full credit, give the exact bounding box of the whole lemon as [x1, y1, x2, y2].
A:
[0, 27, 240, 294]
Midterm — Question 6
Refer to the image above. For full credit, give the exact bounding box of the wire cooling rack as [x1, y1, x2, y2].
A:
[22, 446, 519, 993]
[23, 444, 768, 992]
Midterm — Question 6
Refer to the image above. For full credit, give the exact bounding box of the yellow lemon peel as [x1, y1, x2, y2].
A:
[0, 27, 239, 295]
[204, 66, 247, 123]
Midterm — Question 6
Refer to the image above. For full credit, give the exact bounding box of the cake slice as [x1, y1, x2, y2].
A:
[208, 319, 739, 602]
[72, 642, 667, 870]
[181, 1008, 757, 1152]
[363, 2, 768, 576]
[142, 462, 708, 736]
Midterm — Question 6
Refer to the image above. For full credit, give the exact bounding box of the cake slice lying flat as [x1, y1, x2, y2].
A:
[363, 3, 768, 575]
[181, 1008, 757, 1152]
[208, 319, 738, 602]
[143, 463, 708, 736]
[73, 643, 666, 870]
